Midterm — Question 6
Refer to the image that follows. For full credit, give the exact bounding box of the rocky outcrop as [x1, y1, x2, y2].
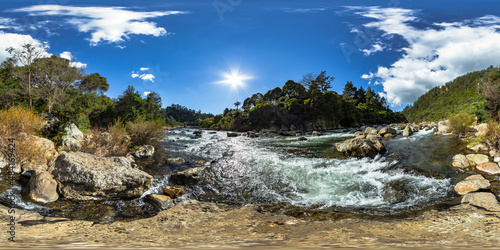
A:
[402, 125, 413, 137]
[163, 186, 187, 199]
[461, 192, 500, 212]
[146, 194, 175, 210]
[378, 127, 396, 137]
[335, 138, 386, 158]
[28, 170, 59, 203]
[354, 131, 366, 139]
[476, 162, 500, 175]
[466, 154, 489, 166]
[166, 157, 186, 166]
[438, 120, 451, 133]
[474, 123, 488, 137]
[454, 175, 491, 195]
[170, 167, 204, 185]
[365, 127, 378, 134]
[451, 154, 472, 169]
[60, 123, 84, 151]
[52, 152, 153, 200]
[132, 145, 155, 159]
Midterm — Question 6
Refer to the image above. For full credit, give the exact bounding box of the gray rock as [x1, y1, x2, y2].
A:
[454, 175, 491, 195]
[382, 180, 410, 203]
[466, 154, 489, 166]
[335, 138, 386, 158]
[297, 137, 308, 141]
[462, 192, 500, 212]
[132, 145, 155, 159]
[452, 154, 472, 169]
[28, 171, 59, 203]
[402, 125, 413, 137]
[227, 132, 239, 137]
[364, 127, 378, 134]
[52, 152, 153, 200]
[60, 123, 84, 151]
[146, 194, 175, 210]
[170, 167, 204, 185]
[378, 126, 397, 136]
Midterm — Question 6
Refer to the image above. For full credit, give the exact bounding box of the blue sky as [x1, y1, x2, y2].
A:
[1, 0, 500, 114]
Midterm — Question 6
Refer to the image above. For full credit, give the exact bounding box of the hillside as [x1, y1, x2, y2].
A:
[402, 66, 500, 122]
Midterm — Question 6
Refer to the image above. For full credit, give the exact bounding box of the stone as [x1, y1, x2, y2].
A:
[438, 120, 451, 133]
[466, 154, 489, 166]
[312, 131, 323, 136]
[170, 167, 203, 185]
[28, 171, 59, 203]
[335, 138, 386, 158]
[353, 131, 366, 139]
[52, 152, 153, 200]
[364, 127, 378, 134]
[468, 143, 489, 152]
[451, 154, 472, 169]
[146, 194, 175, 210]
[378, 127, 397, 136]
[383, 133, 395, 139]
[0, 154, 7, 169]
[163, 186, 187, 199]
[40, 112, 60, 135]
[366, 133, 382, 139]
[474, 123, 488, 137]
[227, 132, 239, 137]
[193, 130, 203, 135]
[454, 175, 491, 195]
[166, 157, 186, 166]
[402, 125, 413, 137]
[247, 131, 259, 138]
[60, 123, 84, 151]
[382, 180, 410, 203]
[476, 162, 500, 175]
[461, 192, 500, 212]
[297, 137, 308, 141]
[132, 145, 155, 159]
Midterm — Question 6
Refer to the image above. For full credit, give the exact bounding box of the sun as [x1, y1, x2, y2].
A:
[217, 68, 252, 91]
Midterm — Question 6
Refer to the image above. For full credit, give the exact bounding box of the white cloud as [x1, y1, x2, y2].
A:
[143, 91, 152, 96]
[15, 5, 190, 46]
[0, 33, 51, 64]
[131, 72, 140, 78]
[59, 51, 87, 69]
[361, 43, 384, 56]
[0, 18, 15, 29]
[130, 70, 155, 82]
[283, 8, 327, 13]
[140, 67, 150, 71]
[356, 7, 500, 107]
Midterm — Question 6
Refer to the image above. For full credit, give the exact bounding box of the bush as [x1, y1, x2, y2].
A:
[483, 120, 500, 149]
[80, 119, 131, 157]
[448, 112, 474, 136]
[0, 106, 45, 165]
[126, 116, 165, 146]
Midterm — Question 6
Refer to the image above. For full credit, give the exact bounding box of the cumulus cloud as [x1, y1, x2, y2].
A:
[131, 70, 155, 82]
[357, 7, 500, 107]
[59, 51, 87, 69]
[0, 18, 15, 29]
[15, 5, 189, 46]
[140, 67, 150, 71]
[361, 43, 384, 56]
[0, 33, 51, 64]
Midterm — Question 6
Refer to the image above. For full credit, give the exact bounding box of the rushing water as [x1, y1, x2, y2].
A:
[164, 128, 467, 217]
[0, 127, 469, 221]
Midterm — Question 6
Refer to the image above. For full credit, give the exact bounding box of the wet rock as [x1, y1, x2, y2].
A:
[452, 154, 472, 169]
[476, 162, 500, 175]
[335, 138, 386, 158]
[146, 194, 175, 210]
[132, 145, 155, 159]
[382, 180, 410, 203]
[461, 192, 500, 212]
[378, 127, 397, 136]
[170, 167, 204, 185]
[364, 127, 378, 134]
[247, 131, 259, 138]
[193, 130, 203, 136]
[402, 125, 413, 137]
[278, 131, 296, 136]
[466, 154, 489, 166]
[163, 186, 187, 199]
[366, 133, 382, 139]
[312, 131, 323, 136]
[166, 157, 186, 166]
[383, 133, 395, 139]
[28, 170, 59, 203]
[353, 131, 366, 139]
[227, 132, 239, 137]
[454, 175, 491, 195]
[52, 152, 153, 200]
[60, 123, 84, 151]
[297, 137, 308, 141]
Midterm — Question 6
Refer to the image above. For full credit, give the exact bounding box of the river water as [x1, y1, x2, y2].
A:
[0, 127, 469, 221]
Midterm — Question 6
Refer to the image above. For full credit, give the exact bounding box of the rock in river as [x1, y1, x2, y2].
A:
[170, 167, 204, 185]
[476, 162, 500, 175]
[402, 125, 413, 137]
[452, 154, 472, 169]
[28, 170, 59, 203]
[52, 152, 153, 200]
[454, 175, 491, 195]
[335, 138, 386, 158]
[146, 194, 175, 210]
[461, 192, 500, 212]
[132, 145, 155, 159]
[163, 186, 187, 199]
[466, 154, 489, 166]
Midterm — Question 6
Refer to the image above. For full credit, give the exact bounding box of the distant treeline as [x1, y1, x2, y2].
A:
[201, 71, 406, 131]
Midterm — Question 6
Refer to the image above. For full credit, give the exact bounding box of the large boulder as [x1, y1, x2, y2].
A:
[466, 154, 489, 166]
[474, 123, 488, 137]
[52, 152, 153, 200]
[364, 127, 378, 134]
[353, 131, 366, 139]
[335, 138, 386, 158]
[60, 123, 84, 151]
[378, 127, 397, 136]
[170, 167, 204, 185]
[402, 125, 413, 137]
[476, 162, 500, 175]
[451, 154, 472, 169]
[461, 192, 500, 212]
[454, 175, 491, 195]
[438, 120, 451, 133]
[227, 132, 239, 137]
[28, 170, 59, 203]
[132, 145, 155, 159]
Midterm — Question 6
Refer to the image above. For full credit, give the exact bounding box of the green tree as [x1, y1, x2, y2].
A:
[342, 81, 357, 99]
[282, 80, 306, 99]
[234, 101, 241, 111]
[80, 73, 109, 95]
[115, 85, 146, 122]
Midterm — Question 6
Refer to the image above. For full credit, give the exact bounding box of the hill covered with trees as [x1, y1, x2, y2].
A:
[402, 66, 500, 123]
[200, 71, 405, 131]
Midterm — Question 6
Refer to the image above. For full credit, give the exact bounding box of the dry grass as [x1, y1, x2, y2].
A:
[126, 116, 165, 147]
[483, 120, 500, 149]
[80, 119, 131, 157]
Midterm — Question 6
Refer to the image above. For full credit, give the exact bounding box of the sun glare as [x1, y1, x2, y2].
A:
[217, 68, 252, 91]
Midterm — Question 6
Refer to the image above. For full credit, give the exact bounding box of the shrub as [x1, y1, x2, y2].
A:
[483, 120, 500, 149]
[126, 116, 165, 146]
[448, 112, 474, 136]
[80, 119, 131, 157]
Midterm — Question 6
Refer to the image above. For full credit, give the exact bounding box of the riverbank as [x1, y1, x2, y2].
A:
[1, 200, 500, 249]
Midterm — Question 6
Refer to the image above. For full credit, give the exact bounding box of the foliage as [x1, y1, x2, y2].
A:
[162, 104, 213, 125]
[448, 112, 474, 136]
[126, 116, 165, 147]
[482, 120, 500, 149]
[80, 119, 131, 157]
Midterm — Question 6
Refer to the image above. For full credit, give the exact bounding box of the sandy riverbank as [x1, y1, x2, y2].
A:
[1, 199, 500, 249]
